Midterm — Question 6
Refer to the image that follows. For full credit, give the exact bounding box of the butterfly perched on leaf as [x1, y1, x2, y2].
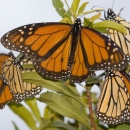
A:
[96, 70, 130, 124]
[1, 18, 129, 83]
[0, 53, 42, 109]
[105, 8, 130, 56]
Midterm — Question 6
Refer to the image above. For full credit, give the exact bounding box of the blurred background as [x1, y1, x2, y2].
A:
[0, 0, 130, 129]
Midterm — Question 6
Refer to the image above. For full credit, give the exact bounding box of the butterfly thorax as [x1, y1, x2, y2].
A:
[67, 18, 82, 70]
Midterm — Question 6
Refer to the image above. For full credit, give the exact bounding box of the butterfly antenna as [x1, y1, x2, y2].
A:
[117, 7, 124, 16]
[112, 0, 114, 9]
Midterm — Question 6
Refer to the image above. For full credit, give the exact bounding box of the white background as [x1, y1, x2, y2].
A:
[0, 0, 130, 129]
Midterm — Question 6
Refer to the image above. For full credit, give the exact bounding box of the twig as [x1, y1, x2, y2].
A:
[85, 85, 96, 130]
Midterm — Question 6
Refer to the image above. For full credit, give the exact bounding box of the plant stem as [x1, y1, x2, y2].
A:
[85, 85, 96, 130]
[64, 0, 69, 9]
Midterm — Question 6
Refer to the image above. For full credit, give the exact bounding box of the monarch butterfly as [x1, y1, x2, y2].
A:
[0, 54, 13, 108]
[1, 18, 129, 83]
[0, 53, 42, 108]
[96, 70, 130, 124]
[106, 8, 130, 56]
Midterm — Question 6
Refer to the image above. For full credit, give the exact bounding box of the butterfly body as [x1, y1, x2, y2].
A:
[1, 18, 129, 83]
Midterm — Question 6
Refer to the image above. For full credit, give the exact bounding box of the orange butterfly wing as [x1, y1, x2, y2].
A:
[1, 19, 129, 83]
[81, 28, 129, 70]
[0, 78, 13, 109]
[70, 36, 94, 83]
[0, 53, 13, 108]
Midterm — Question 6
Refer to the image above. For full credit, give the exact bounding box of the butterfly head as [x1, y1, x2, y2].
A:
[74, 18, 81, 26]
[107, 8, 116, 20]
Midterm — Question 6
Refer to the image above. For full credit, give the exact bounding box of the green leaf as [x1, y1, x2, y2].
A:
[78, 123, 88, 130]
[96, 124, 108, 130]
[77, 2, 89, 16]
[25, 98, 41, 122]
[8, 102, 38, 130]
[79, 8, 103, 16]
[93, 20, 127, 34]
[22, 72, 85, 106]
[115, 124, 130, 130]
[12, 121, 19, 130]
[60, 17, 72, 24]
[95, 28, 108, 34]
[38, 92, 91, 129]
[86, 75, 102, 85]
[71, 0, 80, 16]
[90, 12, 101, 21]
[84, 17, 92, 27]
[41, 118, 51, 129]
[22, 63, 34, 69]
[44, 128, 59, 130]
[48, 121, 76, 130]
[52, 0, 67, 18]
[43, 106, 64, 122]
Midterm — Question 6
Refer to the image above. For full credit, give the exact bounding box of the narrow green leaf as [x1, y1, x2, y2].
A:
[44, 106, 50, 118]
[95, 28, 108, 34]
[96, 124, 108, 130]
[44, 128, 59, 130]
[49, 121, 76, 130]
[38, 92, 91, 128]
[71, 0, 80, 16]
[25, 98, 41, 122]
[41, 118, 51, 128]
[67, 84, 79, 95]
[115, 124, 130, 130]
[86, 75, 102, 85]
[52, 0, 67, 18]
[90, 12, 101, 21]
[64, 95, 83, 112]
[8, 102, 38, 130]
[22, 72, 85, 107]
[84, 17, 92, 27]
[77, 2, 89, 16]
[93, 20, 127, 34]
[78, 123, 88, 130]
[79, 8, 103, 16]
[22, 63, 34, 69]
[12, 121, 19, 130]
[43, 106, 64, 122]
[60, 17, 72, 24]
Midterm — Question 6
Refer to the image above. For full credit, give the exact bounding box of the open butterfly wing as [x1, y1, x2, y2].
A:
[81, 28, 129, 71]
[1, 23, 72, 60]
[0, 78, 13, 109]
[1, 19, 129, 83]
[33, 24, 72, 80]
[0, 53, 10, 72]
[107, 9, 130, 56]
[96, 70, 130, 124]
[0, 54, 13, 108]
